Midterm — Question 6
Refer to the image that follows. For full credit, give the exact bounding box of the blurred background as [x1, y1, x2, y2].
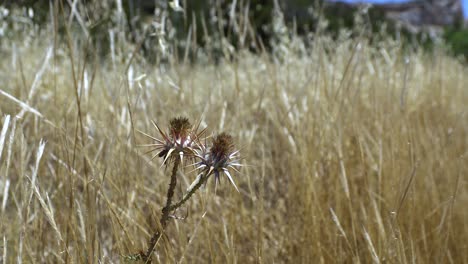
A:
[1, 0, 467, 61]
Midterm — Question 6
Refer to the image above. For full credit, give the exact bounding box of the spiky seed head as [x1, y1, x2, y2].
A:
[139, 116, 204, 166]
[169, 117, 192, 140]
[210, 133, 234, 165]
[195, 133, 241, 192]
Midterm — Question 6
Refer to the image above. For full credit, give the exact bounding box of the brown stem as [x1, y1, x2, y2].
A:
[161, 158, 180, 227]
[169, 173, 207, 211]
[143, 158, 180, 262]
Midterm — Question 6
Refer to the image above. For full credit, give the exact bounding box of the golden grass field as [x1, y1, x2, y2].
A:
[0, 6, 468, 263]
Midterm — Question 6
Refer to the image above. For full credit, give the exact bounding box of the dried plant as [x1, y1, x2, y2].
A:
[169, 133, 243, 212]
[133, 118, 241, 262]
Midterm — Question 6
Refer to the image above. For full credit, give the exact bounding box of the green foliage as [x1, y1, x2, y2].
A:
[444, 27, 468, 60]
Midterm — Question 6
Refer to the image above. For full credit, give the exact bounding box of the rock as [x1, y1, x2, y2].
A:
[332, 0, 464, 33]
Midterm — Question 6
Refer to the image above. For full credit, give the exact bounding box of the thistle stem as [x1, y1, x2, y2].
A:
[143, 158, 180, 262]
[169, 173, 207, 211]
[161, 158, 180, 227]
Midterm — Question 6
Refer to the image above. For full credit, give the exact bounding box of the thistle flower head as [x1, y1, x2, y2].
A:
[140, 117, 204, 166]
[210, 133, 235, 166]
[195, 133, 241, 192]
[169, 117, 192, 143]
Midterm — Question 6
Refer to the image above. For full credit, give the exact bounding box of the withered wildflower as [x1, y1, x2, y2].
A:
[195, 133, 241, 192]
[140, 117, 204, 165]
[137, 116, 205, 262]
[134, 120, 242, 262]
[168, 133, 242, 212]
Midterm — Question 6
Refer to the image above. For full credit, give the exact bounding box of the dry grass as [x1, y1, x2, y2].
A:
[0, 6, 468, 263]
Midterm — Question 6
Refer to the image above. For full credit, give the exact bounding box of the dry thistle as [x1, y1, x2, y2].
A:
[140, 116, 204, 166]
[169, 133, 242, 212]
[135, 121, 242, 263]
[195, 133, 242, 192]
[138, 116, 204, 262]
